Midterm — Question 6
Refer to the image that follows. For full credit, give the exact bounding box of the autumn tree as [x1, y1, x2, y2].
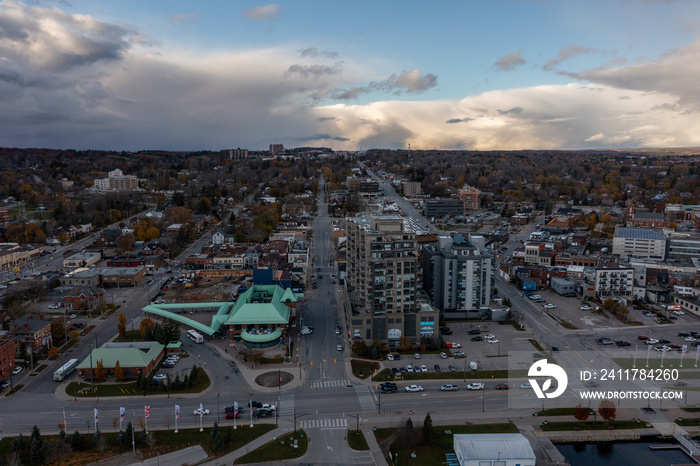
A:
[115, 233, 136, 255]
[598, 400, 616, 424]
[117, 313, 126, 337]
[114, 360, 124, 380]
[95, 359, 106, 380]
[574, 404, 590, 424]
[140, 318, 156, 339]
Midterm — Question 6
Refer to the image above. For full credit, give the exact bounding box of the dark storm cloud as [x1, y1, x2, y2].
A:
[446, 118, 473, 124]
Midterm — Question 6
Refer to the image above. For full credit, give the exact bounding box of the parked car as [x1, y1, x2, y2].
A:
[484, 334, 495, 339]
[468, 329, 481, 335]
[453, 351, 466, 357]
[433, 364, 441, 372]
[48, 303, 60, 309]
[405, 385, 424, 392]
[387, 353, 394, 361]
[471, 336, 483, 342]
[487, 339, 500, 344]
[448, 365, 456, 372]
[466, 383, 485, 390]
[11, 367, 22, 375]
[678, 332, 690, 337]
[440, 384, 458, 391]
[414, 353, 421, 359]
[420, 365, 427, 372]
[440, 352, 448, 359]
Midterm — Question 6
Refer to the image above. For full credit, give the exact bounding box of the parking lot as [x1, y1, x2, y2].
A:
[380, 322, 537, 375]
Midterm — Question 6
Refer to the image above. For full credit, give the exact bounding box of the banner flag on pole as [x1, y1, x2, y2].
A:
[120, 407, 125, 422]
[94, 408, 98, 424]
[199, 402, 204, 418]
[145, 405, 150, 420]
[175, 404, 180, 420]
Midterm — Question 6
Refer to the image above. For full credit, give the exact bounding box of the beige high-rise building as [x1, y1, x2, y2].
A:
[402, 181, 421, 198]
[346, 214, 438, 346]
[269, 144, 284, 155]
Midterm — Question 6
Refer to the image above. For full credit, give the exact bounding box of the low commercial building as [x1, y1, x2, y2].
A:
[551, 277, 576, 296]
[60, 267, 103, 287]
[425, 198, 464, 218]
[77, 342, 165, 379]
[453, 433, 535, 466]
[612, 227, 666, 260]
[102, 266, 147, 287]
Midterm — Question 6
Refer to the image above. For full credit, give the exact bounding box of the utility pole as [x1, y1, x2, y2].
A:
[348, 413, 360, 433]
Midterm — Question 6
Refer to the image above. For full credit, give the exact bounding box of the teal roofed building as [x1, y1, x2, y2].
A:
[76, 342, 165, 380]
[142, 284, 301, 349]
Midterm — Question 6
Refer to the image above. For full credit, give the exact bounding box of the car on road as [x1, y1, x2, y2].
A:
[596, 338, 613, 345]
[655, 346, 672, 352]
[658, 339, 671, 344]
[261, 404, 276, 411]
[453, 351, 466, 357]
[440, 352, 447, 359]
[484, 334, 495, 340]
[580, 305, 593, 310]
[471, 336, 483, 342]
[487, 339, 500, 344]
[673, 310, 685, 315]
[679, 332, 690, 337]
[380, 383, 398, 393]
[11, 366, 22, 375]
[638, 335, 649, 340]
[646, 338, 659, 345]
[225, 411, 240, 419]
[256, 408, 273, 418]
[615, 340, 631, 347]
[674, 381, 688, 387]
[433, 364, 441, 372]
[520, 383, 531, 389]
[249, 401, 263, 408]
[193, 408, 210, 415]
[300, 326, 313, 335]
[335, 326, 341, 335]
[585, 381, 599, 388]
[686, 337, 697, 342]
[496, 383, 509, 390]
[337, 344, 343, 351]
[440, 384, 458, 391]
[0, 380, 10, 390]
[466, 383, 485, 390]
[224, 406, 243, 413]
[405, 385, 424, 392]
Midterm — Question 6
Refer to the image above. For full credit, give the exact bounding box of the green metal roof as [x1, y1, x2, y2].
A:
[240, 328, 282, 343]
[138, 285, 301, 335]
[77, 343, 165, 370]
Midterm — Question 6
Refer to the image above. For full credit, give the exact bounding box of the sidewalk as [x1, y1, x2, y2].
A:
[200, 423, 291, 465]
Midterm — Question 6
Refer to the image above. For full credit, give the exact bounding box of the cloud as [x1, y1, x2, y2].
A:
[565, 39, 700, 110]
[243, 4, 279, 21]
[446, 118, 473, 124]
[286, 63, 343, 79]
[495, 51, 525, 71]
[331, 69, 437, 100]
[291, 133, 351, 142]
[584, 133, 605, 142]
[299, 47, 338, 59]
[497, 107, 523, 115]
[0, 0, 133, 73]
[171, 13, 200, 24]
[544, 44, 596, 71]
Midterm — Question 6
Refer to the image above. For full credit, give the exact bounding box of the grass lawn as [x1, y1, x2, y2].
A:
[33, 364, 48, 373]
[535, 407, 595, 417]
[682, 406, 700, 412]
[65, 368, 210, 397]
[529, 339, 545, 352]
[347, 430, 369, 451]
[676, 418, 700, 426]
[540, 420, 644, 431]
[376, 423, 519, 466]
[497, 321, 527, 331]
[5, 384, 24, 396]
[352, 359, 380, 379]
[235, 431, 308, 464]
[80, 325, 96, 336]
[0, 424, 275, 464]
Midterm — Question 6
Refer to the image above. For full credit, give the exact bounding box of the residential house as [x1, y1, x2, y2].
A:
[8, 316, 53, 351]
[64, 286, 105, 310]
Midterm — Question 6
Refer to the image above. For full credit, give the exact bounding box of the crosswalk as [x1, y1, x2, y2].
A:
[355, 384, 376, 412]
[303, 379, 352, 389]
[300, 418, 348, 429]
[278, 396, 294, 418]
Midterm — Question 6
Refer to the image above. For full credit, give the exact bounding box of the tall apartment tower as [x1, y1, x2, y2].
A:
[269, 144, 284, 155]
[229, 148, 248, 161]
[422, 234, 495, 318]
[458, 185, 481, 211]
[346, 214, 438, 345]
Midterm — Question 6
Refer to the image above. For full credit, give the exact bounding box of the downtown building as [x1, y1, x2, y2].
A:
[346, 214, 438, 346]
[422, 234, 495, 319]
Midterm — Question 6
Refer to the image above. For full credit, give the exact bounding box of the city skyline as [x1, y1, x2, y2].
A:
[1, 0, 699, 151]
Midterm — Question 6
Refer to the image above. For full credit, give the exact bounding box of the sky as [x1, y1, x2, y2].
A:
[1, 0, 700, 152]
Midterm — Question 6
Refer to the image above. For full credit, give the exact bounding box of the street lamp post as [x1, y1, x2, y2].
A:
[348, 413, 360, 433]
